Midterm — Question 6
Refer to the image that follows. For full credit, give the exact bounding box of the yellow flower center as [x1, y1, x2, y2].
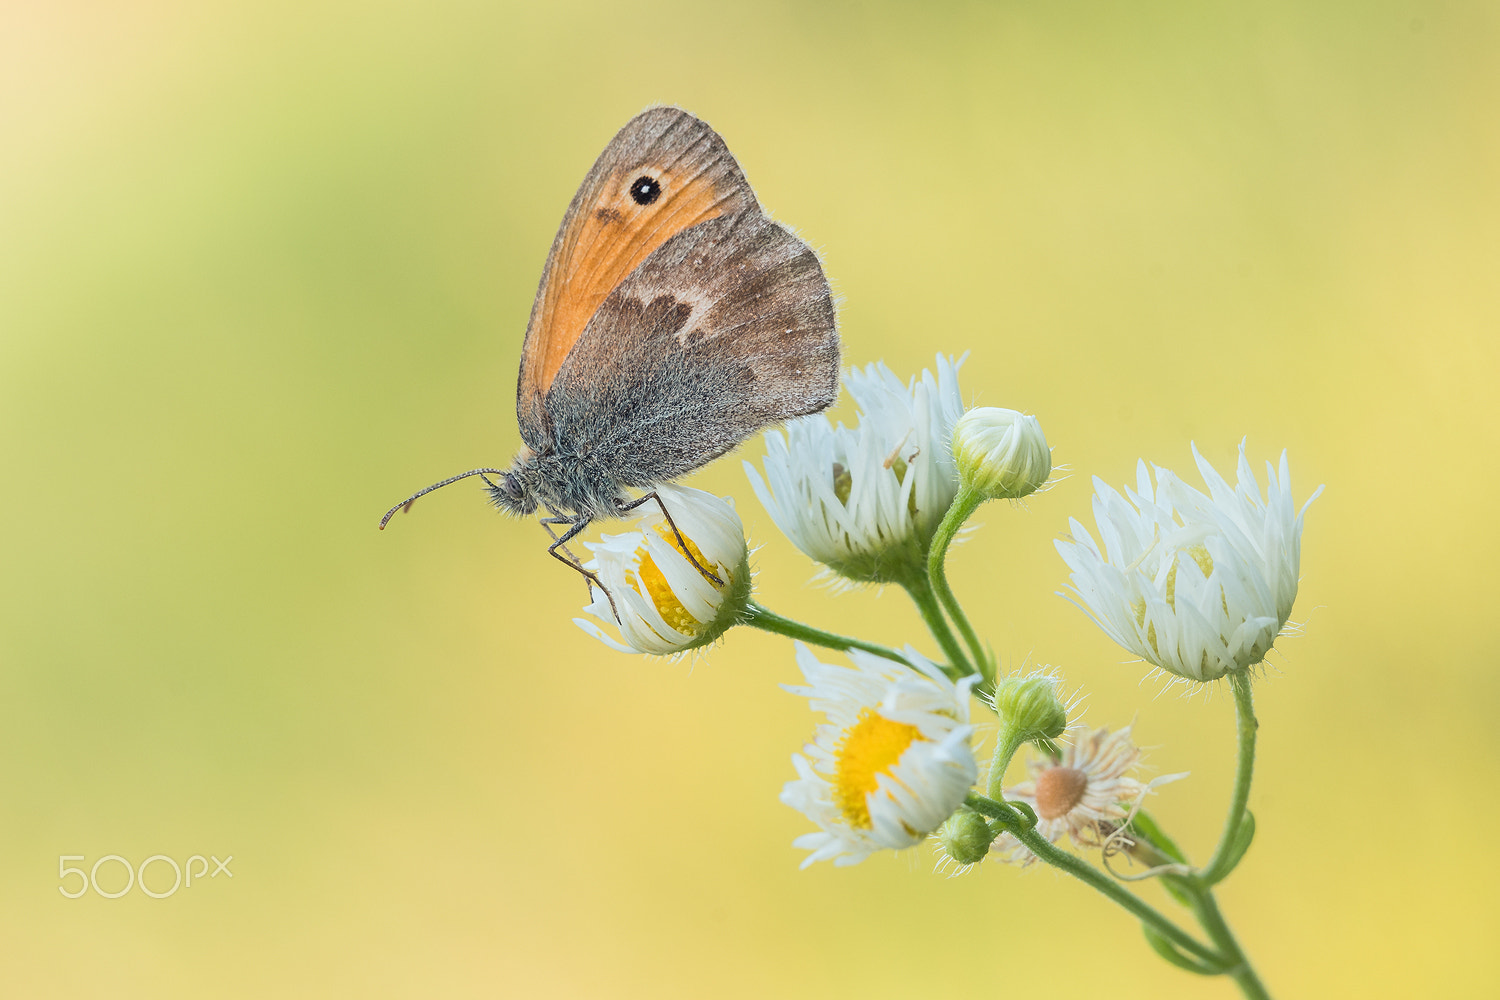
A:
[1034, 765, 1088, 820]
[1141, 545, 1220, 666]
[1163, 544, 1215, 610]
[830, 455, 920, 518]
[831, 462, 853, 504]
[630, 524, 722, 636]
[832, 707, 923, 829]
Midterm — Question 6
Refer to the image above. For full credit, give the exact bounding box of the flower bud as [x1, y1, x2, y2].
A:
[990, 670, 1070, 754]
[952, 406, 1052, 501]
[934, 810, 995, 867]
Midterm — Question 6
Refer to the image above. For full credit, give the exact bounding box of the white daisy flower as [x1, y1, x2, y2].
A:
[992, 725, 1177, 864]
[573, 485, 751, 655]
[744, 355, 967, 585]
[1056, 442, 1321, 682]
[781, 643, 979, 868]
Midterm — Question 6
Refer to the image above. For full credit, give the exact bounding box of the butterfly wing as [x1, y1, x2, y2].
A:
[542, 209, 839, 486]
[517, 107, 760, 447]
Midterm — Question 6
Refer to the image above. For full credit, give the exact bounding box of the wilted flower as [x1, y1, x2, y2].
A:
[1056, 443, 1320, 682]
[745, 356, 966, 585]
[781, 643, 979, 867]
[573, 485, 750, 655]
[952, 406, 1052, 501]
[992, 725, 1178, 864]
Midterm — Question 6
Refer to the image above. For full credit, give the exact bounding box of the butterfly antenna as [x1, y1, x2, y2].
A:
[379, 468, 510, 529]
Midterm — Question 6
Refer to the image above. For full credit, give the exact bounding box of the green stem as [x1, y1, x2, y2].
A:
[927, 485, 991, 682]
[898, 570, 973, 679]
[986, 729, 1026, 800]
[1016, 825, 1220, 965]
[1187, 668, 1271, 997]
[963, 790, 1024, 826]
[1187, 884, 1271, 999]
[741, 602, 917, 669]
[1203, 669, 1258, 884]
[965, 794, 1220, 966]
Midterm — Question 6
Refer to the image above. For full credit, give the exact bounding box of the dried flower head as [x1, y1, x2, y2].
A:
[992, 726, 1166, 864]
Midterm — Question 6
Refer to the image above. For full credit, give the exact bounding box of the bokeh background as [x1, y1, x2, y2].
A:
[3, 1, 1496, 996]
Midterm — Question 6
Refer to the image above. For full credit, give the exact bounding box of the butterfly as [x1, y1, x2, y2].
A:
[381, 107, 840, 604]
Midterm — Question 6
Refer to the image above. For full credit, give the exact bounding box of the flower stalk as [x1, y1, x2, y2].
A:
[897, 567, 974, 680]
[1203, 669, 1259, 885]
[986, 727, 1027, 800]
[926, 484, 990, 683]
[741, 601, 922, 671]
[965, 792, 1222, 967]
[1184, 883, 1271, 999]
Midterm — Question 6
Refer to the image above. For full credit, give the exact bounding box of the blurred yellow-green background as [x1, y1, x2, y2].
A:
[3, 1, 1496, 996]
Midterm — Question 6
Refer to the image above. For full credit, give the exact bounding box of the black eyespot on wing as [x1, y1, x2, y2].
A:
[629, 175, 662, 205]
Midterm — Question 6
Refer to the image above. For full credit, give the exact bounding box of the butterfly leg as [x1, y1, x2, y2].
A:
[615, 492, 725, 587]
[537, 514, 621, 622]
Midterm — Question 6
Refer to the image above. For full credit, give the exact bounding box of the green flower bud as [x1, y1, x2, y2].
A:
[990, 670, 1070, 755]
[952, 406, 1052, 500]
[935, 810, 995, 867]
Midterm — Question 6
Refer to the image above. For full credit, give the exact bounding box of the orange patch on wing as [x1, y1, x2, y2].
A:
[523, 166, 730, 400]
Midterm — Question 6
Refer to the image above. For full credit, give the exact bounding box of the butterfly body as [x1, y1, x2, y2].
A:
[384, 106, 838, 590]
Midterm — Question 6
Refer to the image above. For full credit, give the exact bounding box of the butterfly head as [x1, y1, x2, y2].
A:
[486, 451, 540, 516]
